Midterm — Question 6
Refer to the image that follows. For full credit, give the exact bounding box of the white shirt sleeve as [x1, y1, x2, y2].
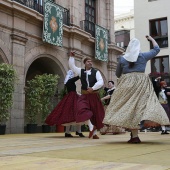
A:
[69, 57, 81, 76]
[92, 71, 104, 90]
[160, 90, 167, 101]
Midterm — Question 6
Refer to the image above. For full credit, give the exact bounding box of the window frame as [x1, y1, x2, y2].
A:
[151, 55, 169, 74]
[84, 0, 96, 36]
[149, 17, 168, 48]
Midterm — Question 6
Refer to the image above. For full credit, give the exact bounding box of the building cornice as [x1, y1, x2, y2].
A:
[1, 0, 123, 54]
[10, 33, 28, 45]
[114, 15, 134, 24]
[1, 0, 43, 22]
[108, 44, 124, 53]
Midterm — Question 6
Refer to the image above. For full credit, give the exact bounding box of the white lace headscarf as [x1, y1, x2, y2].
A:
[64, 70, 74, 84]
[123, 38, 140, 62]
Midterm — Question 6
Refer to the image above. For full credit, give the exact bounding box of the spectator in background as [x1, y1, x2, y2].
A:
[153, 77, 170, 134]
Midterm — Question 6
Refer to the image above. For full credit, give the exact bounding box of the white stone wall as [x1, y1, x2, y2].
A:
[134, 0, 170, 74]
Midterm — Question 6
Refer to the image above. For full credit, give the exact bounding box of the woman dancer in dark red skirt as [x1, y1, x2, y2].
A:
[45, 70, 85, 137]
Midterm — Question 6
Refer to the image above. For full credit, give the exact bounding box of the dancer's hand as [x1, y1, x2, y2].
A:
[146, 35, 153, 41]
[70, 51, 75, 56]
[87, 87, 93, 93]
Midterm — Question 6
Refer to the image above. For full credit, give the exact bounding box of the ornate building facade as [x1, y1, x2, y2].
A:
[0, 0, 123, 133]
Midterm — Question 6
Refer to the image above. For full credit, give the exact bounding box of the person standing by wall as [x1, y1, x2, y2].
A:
[159, 81, 170, 134]
[152, 77, 170, 134]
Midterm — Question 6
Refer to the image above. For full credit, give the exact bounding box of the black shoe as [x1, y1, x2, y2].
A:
[161, 130, 169, 135]
[75, 131, 85, 137]
[65, 133, 73, 137]
[128, 137, 141, 144]
[76, 131, 79, 135]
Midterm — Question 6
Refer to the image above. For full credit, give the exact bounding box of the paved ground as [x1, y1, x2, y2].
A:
[0, 132, 170, 170]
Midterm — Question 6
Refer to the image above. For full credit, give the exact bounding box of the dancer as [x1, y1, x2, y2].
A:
[45, 70, 85, 137]
[100, 81, 125, 135]
[153, 77, 170, 134]
[69, 53, 105, 139]
[103, 35, 170, 143]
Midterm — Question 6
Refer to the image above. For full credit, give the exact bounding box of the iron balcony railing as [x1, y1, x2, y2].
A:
[80, 20, 95, 37]
[80, 20, 111, 43]
[12, 0, 70, 26]
[63, 8, 70, 26]
[13, 0, 43, 14]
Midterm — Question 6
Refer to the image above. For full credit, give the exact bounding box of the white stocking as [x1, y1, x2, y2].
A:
[161, 126, 166, 131]
[85, 120, 93, 131]
[65, 126, 71, 134]
[131, 129, 138, 138]
[76, 125, 82, 133]
[93, 129, 97, 136]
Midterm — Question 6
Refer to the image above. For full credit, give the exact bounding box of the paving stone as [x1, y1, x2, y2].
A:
[0, 132, 170, 170]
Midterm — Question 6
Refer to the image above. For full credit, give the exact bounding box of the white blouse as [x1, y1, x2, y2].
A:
[69, 57, 104, 90]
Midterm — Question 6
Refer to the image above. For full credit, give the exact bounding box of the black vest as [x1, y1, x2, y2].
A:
[81, 68, 97, 90]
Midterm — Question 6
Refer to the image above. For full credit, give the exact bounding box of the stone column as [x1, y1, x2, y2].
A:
[107, 45, 119, 85]
[106, 0, 115, 43]
[69, 0, 80, 26]
[9, 34, 27, 133]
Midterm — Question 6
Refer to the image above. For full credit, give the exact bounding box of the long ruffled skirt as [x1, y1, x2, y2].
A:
[45, 91, 79, 126]
[76, 93, 105, 129]
[161, 104, 170, 121]
[103, 73, 170, 129]
[100, 105, 125, 134]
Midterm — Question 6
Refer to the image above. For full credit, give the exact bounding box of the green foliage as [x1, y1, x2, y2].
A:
[0, 63, 17, 124]
[82, 125, 89, 132]
[98, 88, 105, 98]
[41, 74, 60, 123]
[98, 88, 105, 105]
[25, 74, 59, 124]
[58, 86, 68, 100]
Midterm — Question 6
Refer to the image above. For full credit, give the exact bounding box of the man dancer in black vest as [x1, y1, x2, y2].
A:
[69, 52, 105, 139]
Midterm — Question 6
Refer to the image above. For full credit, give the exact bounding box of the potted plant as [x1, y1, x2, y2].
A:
[58, 87, 68, 100]
[25, 76, 42, 133]
[40, 74, 59, 133]
[25, 74, 59, 133]
[0, 63, 17, 135]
